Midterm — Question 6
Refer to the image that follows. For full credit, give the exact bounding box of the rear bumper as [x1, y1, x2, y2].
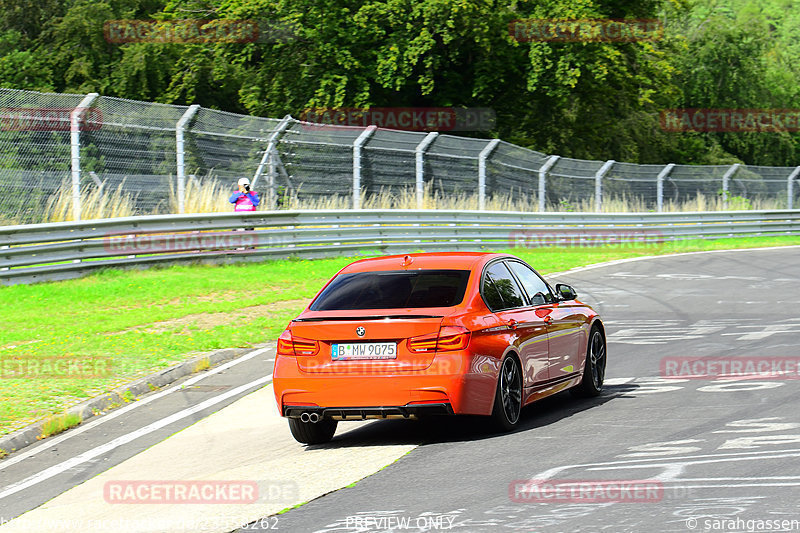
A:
[273, 351, 497, 416]
[283, 403, 454, 420]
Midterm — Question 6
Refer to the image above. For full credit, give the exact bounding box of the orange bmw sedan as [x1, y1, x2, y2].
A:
[273, 252, 606, 444]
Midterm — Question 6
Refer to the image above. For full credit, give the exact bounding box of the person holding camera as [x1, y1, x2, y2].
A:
[229, 178, 260, 211]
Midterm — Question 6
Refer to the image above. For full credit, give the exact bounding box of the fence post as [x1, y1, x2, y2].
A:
[478, 139, 501, 210]
[538, 155, 560, 212]
[594, 160, 615, 213]
[251, 114, 293, 210]
[656, 163, 675, 213]
[787, 166, 800, 210]
[70, 93, 99, 221]
[175, 104, 200, 214]
[352, 125, 377, 209]
[721, 163, 740, 210]
[415, 132, 438, 209]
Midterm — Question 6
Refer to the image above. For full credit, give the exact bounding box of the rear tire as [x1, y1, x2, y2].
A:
[571, 326, 606, 398]
[490, 356, 523, 431]
[287, 417, 338, 444]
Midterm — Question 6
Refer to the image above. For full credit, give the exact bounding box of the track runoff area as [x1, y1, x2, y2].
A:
[0, 246, 799, 533]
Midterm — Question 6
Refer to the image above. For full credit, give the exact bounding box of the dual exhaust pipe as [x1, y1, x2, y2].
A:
[300, 412, 320, 423]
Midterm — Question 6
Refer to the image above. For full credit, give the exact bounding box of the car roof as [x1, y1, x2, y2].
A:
[340, 252, 511, 273]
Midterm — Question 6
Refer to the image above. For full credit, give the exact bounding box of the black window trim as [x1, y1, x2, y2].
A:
[503, 259, 557, 306]
[480, 258, 528, 312]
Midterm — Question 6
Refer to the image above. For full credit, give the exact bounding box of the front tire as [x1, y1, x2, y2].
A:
[490, 356, 523, 431]
[288, 417, 338, 444]
[571, 326, 606, 398]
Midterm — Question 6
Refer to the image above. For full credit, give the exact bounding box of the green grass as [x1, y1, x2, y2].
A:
[39, 412, 82, 439]
[277, 502, 308, 515]
[1, 235, 798, 437]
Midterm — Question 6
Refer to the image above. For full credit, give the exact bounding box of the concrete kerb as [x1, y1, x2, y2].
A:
[0, 343, 274, 457]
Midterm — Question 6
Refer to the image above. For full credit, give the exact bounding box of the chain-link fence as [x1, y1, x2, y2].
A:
[1, 88, 798, 224]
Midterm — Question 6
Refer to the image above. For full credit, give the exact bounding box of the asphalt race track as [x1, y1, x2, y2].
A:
[1, 246, 799, 533]
[256, 247, 800, 533]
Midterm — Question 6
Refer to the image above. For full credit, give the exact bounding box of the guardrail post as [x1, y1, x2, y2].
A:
[352, 125, 377, 209]
[656, 163, 675, 213]
[721, 163, 740, 210]
[176, 104, 200, 214]
[538, 155, 560, 212]
[594, 160, 615, 213]
[415, 132, 438, 209]
[787, 166, 800, 210]
[70, 93, 99, 221]
[478, 139, 501, 210]
[251, 115, 293, 210]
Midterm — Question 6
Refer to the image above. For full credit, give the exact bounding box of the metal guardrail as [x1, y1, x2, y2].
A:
[1, 210, 799, 285]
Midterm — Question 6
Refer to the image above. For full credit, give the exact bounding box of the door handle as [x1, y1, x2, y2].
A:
[507, 319, 518, 330]
[544, 315, 553, 325]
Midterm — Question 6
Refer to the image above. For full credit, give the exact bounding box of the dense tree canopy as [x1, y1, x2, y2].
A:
[1, 0, 798, 165]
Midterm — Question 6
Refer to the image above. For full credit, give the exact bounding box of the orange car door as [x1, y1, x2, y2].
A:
[546, 301, 587, 380]
[482, 261, 550, 387]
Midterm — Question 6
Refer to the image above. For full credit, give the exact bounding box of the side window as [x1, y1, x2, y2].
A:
[482, 262, 526, 311]
[507, 261, 553, 306]
[482, 277, 505, 311]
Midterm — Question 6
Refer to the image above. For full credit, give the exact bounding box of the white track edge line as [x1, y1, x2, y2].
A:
[0, 347, 274, 471]
[0, 376, 272, 501]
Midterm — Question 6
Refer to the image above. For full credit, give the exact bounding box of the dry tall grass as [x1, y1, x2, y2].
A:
[43, 181, 136, 222]
[0, 205, 28, 226]
[283, 185, 783, 212]
[563, 191, 779, 213]
[168, 178, 233, 213]
[1, 179, 787, 226]
[280, 182, 538, 211]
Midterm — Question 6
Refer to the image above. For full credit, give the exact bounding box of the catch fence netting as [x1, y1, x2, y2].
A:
[1, 88, 798, 224]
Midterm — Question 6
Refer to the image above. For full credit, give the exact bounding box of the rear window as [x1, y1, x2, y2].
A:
[310, 270, 471, 310]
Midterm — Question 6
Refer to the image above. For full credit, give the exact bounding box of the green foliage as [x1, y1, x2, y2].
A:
[668, 0, 799, 165]
[1, 0, 799, 165]
[718, 189, 754, 210]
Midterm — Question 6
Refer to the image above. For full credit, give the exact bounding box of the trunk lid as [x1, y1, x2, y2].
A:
[290, 312, 445, 373]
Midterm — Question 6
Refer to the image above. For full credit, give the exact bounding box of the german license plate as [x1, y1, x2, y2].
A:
[331, 342, 397, 361]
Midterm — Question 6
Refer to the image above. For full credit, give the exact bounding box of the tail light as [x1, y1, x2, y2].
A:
[407, 326, 471, 353]
[277, 330, 319, 356]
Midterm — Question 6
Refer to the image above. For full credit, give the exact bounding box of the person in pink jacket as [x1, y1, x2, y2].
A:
[229, 178, 260, 211]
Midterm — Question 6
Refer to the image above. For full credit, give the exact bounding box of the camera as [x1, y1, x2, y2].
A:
[245, 185, 250, 192]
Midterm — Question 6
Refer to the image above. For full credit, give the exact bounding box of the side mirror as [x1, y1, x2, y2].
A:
[555, 283, 577, 301]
